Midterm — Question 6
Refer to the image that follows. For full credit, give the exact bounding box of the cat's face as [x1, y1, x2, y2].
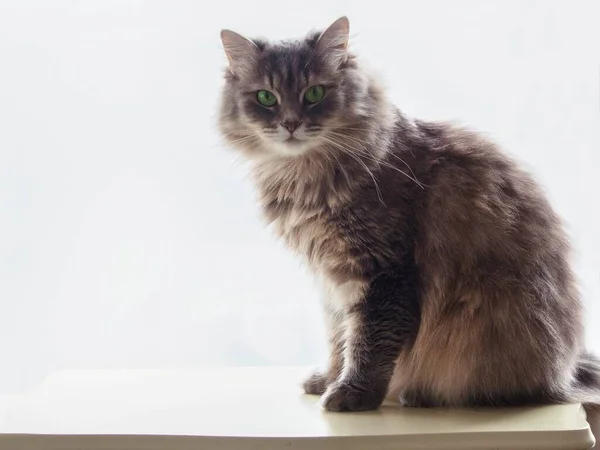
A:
[218, 17, 378, 159]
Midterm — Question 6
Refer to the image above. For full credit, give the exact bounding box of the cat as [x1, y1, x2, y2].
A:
[217, 16, 600, 412]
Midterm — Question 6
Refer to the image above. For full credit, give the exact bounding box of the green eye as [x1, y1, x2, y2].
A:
[257, 90, 277, 107]
[304, 85, 325, 104]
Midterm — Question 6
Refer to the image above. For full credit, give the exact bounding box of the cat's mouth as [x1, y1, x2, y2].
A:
[284, 136, 303, 144]
[274, 135, 316, 156]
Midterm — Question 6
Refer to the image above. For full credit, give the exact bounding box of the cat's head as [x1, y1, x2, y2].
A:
[218, 17, 389, 160]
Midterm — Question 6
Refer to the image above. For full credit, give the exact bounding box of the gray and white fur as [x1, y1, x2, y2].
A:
[217, 17, 600, 412]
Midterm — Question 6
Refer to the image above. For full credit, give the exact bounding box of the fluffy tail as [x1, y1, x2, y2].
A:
[570, 352, 600, 411]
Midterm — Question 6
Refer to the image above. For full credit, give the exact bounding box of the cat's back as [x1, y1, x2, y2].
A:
[410, 119, 580, 322]
[410, 120, 567, 270]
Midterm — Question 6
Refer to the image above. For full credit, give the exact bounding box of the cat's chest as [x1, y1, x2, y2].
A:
[270, 205, 350, 271]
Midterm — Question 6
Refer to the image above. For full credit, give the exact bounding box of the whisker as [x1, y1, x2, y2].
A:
[318, 126, 372, 132]
[326, 134, 424, 190]
[225, 135, 260, 146]
[320, 136, 385, 205]
[325, 131, 426, 189]
[325, 147, 351, 188]
[343, 135, 422, 186]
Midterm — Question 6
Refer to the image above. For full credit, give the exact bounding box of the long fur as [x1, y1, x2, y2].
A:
[217, 17, 600, 411]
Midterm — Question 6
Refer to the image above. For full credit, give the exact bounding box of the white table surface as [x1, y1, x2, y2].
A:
[0, 367, 595, 450]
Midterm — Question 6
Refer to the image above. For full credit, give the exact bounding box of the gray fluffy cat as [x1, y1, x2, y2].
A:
[218, 17, 600, 412]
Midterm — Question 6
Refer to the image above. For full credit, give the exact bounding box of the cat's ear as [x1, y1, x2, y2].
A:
[220, 29, 259, 75]
[315, 16, 350, 65]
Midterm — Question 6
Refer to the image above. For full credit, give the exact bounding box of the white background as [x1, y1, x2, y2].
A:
[1, 0, 598, 393]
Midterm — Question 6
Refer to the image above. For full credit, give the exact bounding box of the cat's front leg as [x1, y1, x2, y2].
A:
[321, 269, 420, 412]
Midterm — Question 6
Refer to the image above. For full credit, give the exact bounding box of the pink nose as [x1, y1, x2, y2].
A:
[281, 120, 302, 134]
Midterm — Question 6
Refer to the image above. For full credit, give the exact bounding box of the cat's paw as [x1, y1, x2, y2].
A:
[302, 371, 329, 395]
[321, 380, 384, 412]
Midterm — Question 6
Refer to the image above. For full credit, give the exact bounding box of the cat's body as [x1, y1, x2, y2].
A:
[218, 17, 600, 411]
